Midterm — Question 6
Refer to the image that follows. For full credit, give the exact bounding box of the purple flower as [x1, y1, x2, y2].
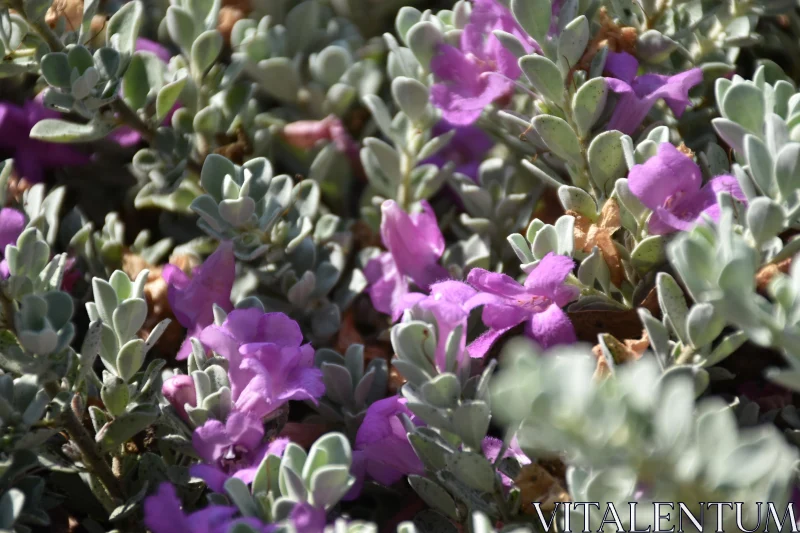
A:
[198, 308, 324, 419]
[603, 51, 703, 135]
[430, 0, 538, 125]
[288, 502, 328, 533]
[548, 0, 566, 35]
[162, 374, 197, 421]
[422, 121, 493, 181]
[144, 482, 245, 533]
[363, 200, 449, 320]
[191, 411, 290, 492]
[0, 208, 25, 279]
[136, 37, 173, 63]
[464, 253, 579, 358]
[163, 241, 235, 360]
[397, 280, 479, 371]
[482, 436, 530, 487]
[351, 396, 424, 490]
[627, 143, 747, 235]
[0, 97, 90, 183]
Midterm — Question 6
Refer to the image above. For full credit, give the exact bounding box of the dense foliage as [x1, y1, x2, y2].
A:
[1, 0, 800, 531]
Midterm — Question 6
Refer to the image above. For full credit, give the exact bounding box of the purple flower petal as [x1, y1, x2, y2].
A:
[136, 38, 173, 63]
[167, 241, 235, 360]
[144, 482, 239, 533]
[364, 252, 409, 320]
[604, 52, 703, 135]
[381, 200, 447, 289]
[0, 208, 25, 252]
[466, 268, 527, 299]
[627, 143, 703, 211]
[192, 418, 229, 464]
[162, 374, 196, 421]
[189, 464, 230, 493]
[0, 100, 90, 183]
[526, 303, 577, 349]
[522, 253, 578, 305]
[467, 325, 517, 359]
[354, 396, 424, 486]
[604, 51, 639, 84]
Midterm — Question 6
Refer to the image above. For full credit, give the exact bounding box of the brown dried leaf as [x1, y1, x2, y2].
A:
[515, 463, 571, 515]
[567, 198, 624, 287]
[677, 143, 695, 158]
[573, 7, 638, 78]
[46, 0, 83, 30]
[122, 252, 187, 357]
[592, 330, 649, 380]
[5, 176, 31, 205]
[756, 257, 792, 294]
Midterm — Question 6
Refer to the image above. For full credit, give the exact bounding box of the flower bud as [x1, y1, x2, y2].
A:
[281, 117, 335, 149]
[162, 375, 197, 421]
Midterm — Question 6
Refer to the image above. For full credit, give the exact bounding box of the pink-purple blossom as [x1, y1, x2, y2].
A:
[162, 374, 197, 421]
[287, 503, 328, 533]
[198, 308, 325, 419]
[136, 37, 173, 63]
[350, 396, 424, 493]
[398, 280, 479, 371]
[363, 200, 449, 320]
[603, 51, 703, 135]
[627, 143, 747, 234]
[429, 0, 539, 125]
[422, 121, 493, 181]
[191, 410, 290, 492]
[144, 482, 248, 533]
[0, 208, 25, 279]
[463, 253, 579, 357]
[163, 241, 235, 360]
[482, 436, 530, 487]
[1, 208, 79, 288]
[0, 97, 90, 183]
[144, 482, 324, 533]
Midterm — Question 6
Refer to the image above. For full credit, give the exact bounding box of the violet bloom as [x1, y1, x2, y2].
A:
[136, 37, 173, 63]
[1, 209, 80, 288]
[627, 143, 747, 235]
[0, 208, 25, 279]
[287, 502, 327, 533]
[482, 436, 530, 487]
[162, 374, 197, 421]
[464, 253, 579, 358]
[548, 0, 566, 35]
[163, 241, 235, 360]
[198, 308, 324, 419]
[351, 396, 424, 491]
[144, 482, 246, 533]
[430, 0, 538, 125]
[603, 51, 703, 135]
[398, 280, 478, 371]
[0, 98, 90, 183]
[422, 121, 493, 181]
[191, 410, 290, 492]
[363, 200, 448, 320]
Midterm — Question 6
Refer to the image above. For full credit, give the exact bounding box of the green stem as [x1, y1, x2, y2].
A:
[398, 149, 414, 212]
[43, 381, 125, 505]
[10, 1, 65, 53]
